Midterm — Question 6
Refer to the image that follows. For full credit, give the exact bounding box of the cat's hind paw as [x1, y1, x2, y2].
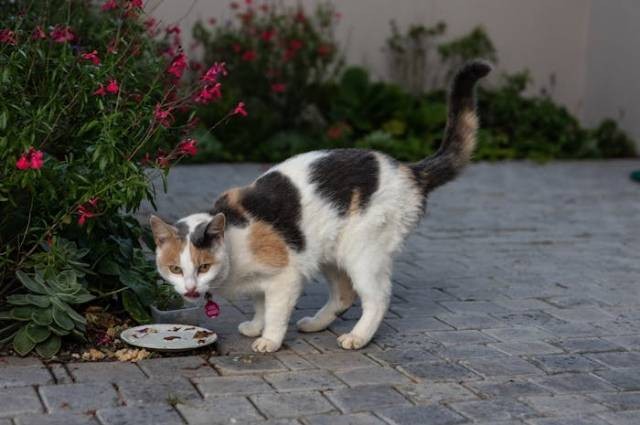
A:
[251, 337, 281, 353]
[337, 333, 367, 350]
[238, 320, 263, 337]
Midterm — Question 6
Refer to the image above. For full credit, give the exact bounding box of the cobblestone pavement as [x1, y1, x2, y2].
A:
[2, 160, 640, 425]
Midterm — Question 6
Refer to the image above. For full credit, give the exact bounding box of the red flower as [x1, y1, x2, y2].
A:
[154, 104, 174, 127]
[202, 62, 228, 83]
[244, 0, 252, 4]
[129, 0, 143, 9]
[288, 39, 303, 50]
[271, 83, 286, 93]
[156, 151, 171, 168]
[81, 50, 101, 65]
[260, 29, 275, 42]
[167, 52, 187, 79]
[31, 26, 47, 40]
[107, 38, 119, 54]
[50, 25, 75, 43]
[77, 205, 95, 226]
[166, 25, 181, 35]
[232, 43, 242, 53]
[93, 84, 107, 96]
[177, 139, 198, 157]
[144, 17, 157, 33]
[233, 101, 248, 117]
[230, 1, 239, 10]
[16, 147, 45, 170]
[190, 60, 203, 72]
[194, 82, 222, 104]
[106, 79, 119, 94]
[208, 18, 217, 25]
[317, 44, 332, 57]
[327, 122, 350, 140]
[16, 155, 30, 170]
[101, 0, 118, 11]
[241, 50, 257, 62]
[0, 29, 17, 45]
[294, 11, 306, 23]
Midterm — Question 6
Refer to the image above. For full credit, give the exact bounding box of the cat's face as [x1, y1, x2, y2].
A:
[150, 213, 229, 302]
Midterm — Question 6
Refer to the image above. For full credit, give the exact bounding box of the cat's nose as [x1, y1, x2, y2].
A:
[184, 289, 201, 299]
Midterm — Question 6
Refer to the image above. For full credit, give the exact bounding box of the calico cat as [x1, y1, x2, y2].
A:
[150, 60, 491, 352]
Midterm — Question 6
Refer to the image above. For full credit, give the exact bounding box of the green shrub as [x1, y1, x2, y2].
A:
[0, 0, 240, 356]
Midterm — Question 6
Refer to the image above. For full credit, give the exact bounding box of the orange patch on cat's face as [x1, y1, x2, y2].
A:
[248, 221, 289, 268]
[157, 237, 184, 269]
[190, 243, 218, 267]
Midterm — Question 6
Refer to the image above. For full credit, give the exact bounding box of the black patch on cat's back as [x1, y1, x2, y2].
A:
[310, 149, 380, 215]
[241, 171, 306, 251]
[211, 194, 249, 227]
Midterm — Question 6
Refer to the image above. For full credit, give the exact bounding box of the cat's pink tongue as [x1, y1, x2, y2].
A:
[204, 299, 220, 318]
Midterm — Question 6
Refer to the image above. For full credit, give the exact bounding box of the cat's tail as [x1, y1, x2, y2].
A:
[409, 60, 491, 193]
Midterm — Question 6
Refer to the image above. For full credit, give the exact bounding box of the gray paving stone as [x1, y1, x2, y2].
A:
[195, 375, 273, 397]
[137, 355, 217, 378]
[0, 364, 54, 387]
[0, 357, 43, 367]
[39, 383, 119, 413]
[467, 379, 552, 398]
[594, 368, 640, 391]
[275, 352, 316, 370]
[530, 354, 603, 373]
[483, 326, 555, 343]
[596, 410, 640, 425]
[303, 412, 387, 425]
[376, 404, 466, 425]
[554, 338, 624, 354]
[450, 398, 537, 422]
[0, 386, 43, 417]
[264, 370, 345, 391]
[398, 361, 480, 382]
[427, 330, 497, 345]
[116, 377, 201, 405]
[176, 396, 264, 424]
[586, 351, 640, 368]
[15, 412, 99, 425]
[590, 391, 640, 411]
[385, 317, 454, 333]
[67, 362, 145, 383]
[335, 366, 412, 386]
[209, 354, 287, 375]
[491, 341, 563, 355]
[436, 344, 511, 360]
[306, 352, 376, 370]
[367, 348, 440, 365]
[48, 364, 73, 384]
[436, 313, 508, 330]
[395, 382, 478, 404]
[527, 417, 611, 425]
[605, 335, 640, 350]
[96, 403, 183, 425]
[251, 391, 335, 418]
[532, 373, 617, 393]
[462, 356, 543, 377]
[524, 394, 608, 416]
[326, 385, 409, 413]
[439, 301, 508, 315]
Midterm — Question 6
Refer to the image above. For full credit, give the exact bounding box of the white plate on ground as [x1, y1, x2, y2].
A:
[120, 324, 217, 352]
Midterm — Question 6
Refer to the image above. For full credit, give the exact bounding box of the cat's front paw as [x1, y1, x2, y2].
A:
[252, 337, 281, 353]
[238, 320, 263, 337]
[296, 316, 326, 333]
[337, 333, 367, 350]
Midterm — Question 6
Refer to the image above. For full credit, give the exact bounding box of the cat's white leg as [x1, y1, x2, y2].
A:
[297, 265, 356, 333]
[337, 258, 392, 350]
[252, 268, 303, 353]
[238, 294, 264, 337]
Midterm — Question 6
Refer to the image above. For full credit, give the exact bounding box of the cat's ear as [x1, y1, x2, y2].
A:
[149, 215, 177, 246]
[206, 213, 226, 241]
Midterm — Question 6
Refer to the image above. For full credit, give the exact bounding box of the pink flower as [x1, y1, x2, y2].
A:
[154, 104, 174, 127]
[202, 62, 227, 83]
[241, 50, 257, 62]
[31, 26, 47, 40]
[106, 79, 119, 94]
[101, 0, 118, 11]
[177, 139, 198, 156]
[260, 29, 275, 42]
[50, 25, 75, 43]
[129, 0, 143, 9]
[0, 29, 17, 45]
[16, 148, 45, 170]
[194, 82, 222, 104]
[81, 50, 101, 65]
[233, 101, 248, 117]
[167, 52, 187, 79]
[271, 83, 286, 93]
[166, 25, 181, 35]
[16, 155, 30, 170]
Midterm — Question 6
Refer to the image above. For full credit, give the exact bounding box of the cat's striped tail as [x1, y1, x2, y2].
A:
[410, 60, 492, 194]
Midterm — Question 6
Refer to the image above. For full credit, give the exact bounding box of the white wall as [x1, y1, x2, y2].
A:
[583, 0, 640, 144]
[149, 0, 640, 147]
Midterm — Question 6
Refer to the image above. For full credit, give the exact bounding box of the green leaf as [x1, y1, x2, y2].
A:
[57, 291, 95, 305]
[7, 294, 50, 308]
[49, 324, 71, 336]
[13, 326, 36, 356]
[10, 306, 36, 321]
[15, 270, 49, 295]
[122, 290, 152, 324]
[52, 306, 74, 331]
[25, 323, 51, 344]
[32, 308, 53, 326]
[35, 335, 61, 358]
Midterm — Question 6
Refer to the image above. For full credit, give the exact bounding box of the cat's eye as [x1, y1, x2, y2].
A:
[168, 265, 182, 274]
[198, 263, 212, 274]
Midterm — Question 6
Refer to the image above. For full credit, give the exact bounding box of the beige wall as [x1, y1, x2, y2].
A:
[149, 0, 640, 147]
